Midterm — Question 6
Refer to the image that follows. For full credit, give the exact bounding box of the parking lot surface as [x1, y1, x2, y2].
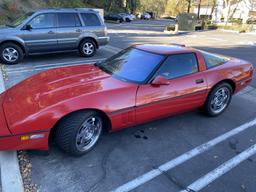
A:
[2, 19, 256, 192]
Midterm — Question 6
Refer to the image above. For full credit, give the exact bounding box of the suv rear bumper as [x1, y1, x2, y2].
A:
[98, 36, 110, 46]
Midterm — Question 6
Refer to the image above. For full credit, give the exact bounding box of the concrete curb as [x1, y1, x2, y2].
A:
[0, 65, 24, 192]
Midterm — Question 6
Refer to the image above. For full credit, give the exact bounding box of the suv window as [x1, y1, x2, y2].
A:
[81, 13, 101, 26]
[156, 53, 198, 79]
[57, 13, 81, 27]
[28, 13, 55, 29]
[201, 51, 228, 69]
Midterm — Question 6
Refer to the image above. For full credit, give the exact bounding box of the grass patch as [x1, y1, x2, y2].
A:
[218, 24, 254, 33]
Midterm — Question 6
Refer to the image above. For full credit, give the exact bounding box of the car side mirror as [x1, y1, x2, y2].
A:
[23, 24, 32, 31]
[151, 75, 170, 86]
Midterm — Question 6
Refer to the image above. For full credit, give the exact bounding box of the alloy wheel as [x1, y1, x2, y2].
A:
[210, 87, 230, 114]
[76, 116, 102, 151]
[2, 47, 19, 62]
[83, 42, 95, 56]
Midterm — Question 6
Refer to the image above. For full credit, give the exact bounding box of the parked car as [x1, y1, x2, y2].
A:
[141, 12, 151, 20]
[118, 13, 133, 22]
[0, 44, 253, 156]
[104, 14, 124, 23]
[0, 8, 109, 65]
[129, 14, 136, 20]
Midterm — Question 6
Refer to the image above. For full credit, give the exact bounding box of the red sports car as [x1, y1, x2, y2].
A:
[0, 44, 253, 156]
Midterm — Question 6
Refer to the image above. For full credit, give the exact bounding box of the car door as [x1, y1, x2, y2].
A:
[135, 52, 208, 124]
[56, 12, 82, 50]
[20, 13, 58, 53]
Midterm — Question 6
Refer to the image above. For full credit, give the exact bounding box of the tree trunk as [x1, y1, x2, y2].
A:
[210, 0, 216, 17]
[187, 0, 191, 13]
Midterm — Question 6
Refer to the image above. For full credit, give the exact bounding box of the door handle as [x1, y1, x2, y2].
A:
[195, 78, 204, 84]
[48, 31, 55, 34]
[76, 29, 82, 32]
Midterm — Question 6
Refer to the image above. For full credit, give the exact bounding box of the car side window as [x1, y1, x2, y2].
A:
[28, 13, 56, 29]
[81, 13, 101, 26]
[201, 51, 228, 69]
[57, 13, 81, 27]
[156, 53, 198, 80]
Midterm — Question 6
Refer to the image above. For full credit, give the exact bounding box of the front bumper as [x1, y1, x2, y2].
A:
[0, 131, 50, 151]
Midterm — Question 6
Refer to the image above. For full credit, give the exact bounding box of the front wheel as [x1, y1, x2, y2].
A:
[55, 111, 103, 156]
[203, 83, 232, 117]
[0, 43, 24, 64]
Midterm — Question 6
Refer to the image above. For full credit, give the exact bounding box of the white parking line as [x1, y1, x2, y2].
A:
[111, 118, 256, 192]
[6, 59, 106, 74]
[5, 45, 121, 74]
[180, 143, 256, 192]
[5, 58, 105, 72]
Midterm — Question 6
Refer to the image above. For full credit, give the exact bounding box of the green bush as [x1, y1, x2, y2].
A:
[219, 24, 253, 33]
[228, 18, 242, 24]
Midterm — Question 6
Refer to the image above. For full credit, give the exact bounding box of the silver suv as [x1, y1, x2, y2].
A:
[0, 8, 109, 64]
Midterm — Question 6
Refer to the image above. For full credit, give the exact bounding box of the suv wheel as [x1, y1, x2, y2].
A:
[79, 39, 96, 57]
[0, 43, 24, 65]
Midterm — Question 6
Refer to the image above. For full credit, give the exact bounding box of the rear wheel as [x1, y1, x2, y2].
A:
[79, 39, 96, 57]
[55, 110, 103, 156]
[0, 43, 24, 64]
[203, 83, 232, 117]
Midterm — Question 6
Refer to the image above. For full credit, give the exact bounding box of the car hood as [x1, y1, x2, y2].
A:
[0, 25, 16, 33]
[3, 64, 120, 127]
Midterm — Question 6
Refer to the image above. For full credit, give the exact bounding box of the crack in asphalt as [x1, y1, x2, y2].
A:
[153, 166, 196, 192]
[86, 138, 120, 192]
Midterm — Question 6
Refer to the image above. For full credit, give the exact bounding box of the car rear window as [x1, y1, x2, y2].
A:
[81, 13, 101, 26]
[57, 13, 81, 27]
[201, 51, 229, 69]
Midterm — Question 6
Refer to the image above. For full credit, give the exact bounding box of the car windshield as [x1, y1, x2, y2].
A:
[96, 48, 164, 83]
[7, 12, 34, 27]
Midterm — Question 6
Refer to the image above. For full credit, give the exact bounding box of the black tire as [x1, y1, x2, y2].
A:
[55, 110, 104, 156]
[125, 18, 131, 22]
[79, 39, 96, 57]
[203, 82, 233, 117]
[0, 43, 24, 65]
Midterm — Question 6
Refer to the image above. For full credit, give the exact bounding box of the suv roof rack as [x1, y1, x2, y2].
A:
[38, 8, 96, 12]
[170, 43, 186, 47]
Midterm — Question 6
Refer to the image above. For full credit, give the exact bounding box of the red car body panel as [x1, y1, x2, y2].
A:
[0, 44, 253, 151]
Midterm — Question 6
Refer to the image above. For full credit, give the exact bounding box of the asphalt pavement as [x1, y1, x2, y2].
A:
[2, 19, 256, 192]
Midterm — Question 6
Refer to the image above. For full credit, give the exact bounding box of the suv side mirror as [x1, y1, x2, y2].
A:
[23, 24, 32, 31]
[151, 75, 170, 86]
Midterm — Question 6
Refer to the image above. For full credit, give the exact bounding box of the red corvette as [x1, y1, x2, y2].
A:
[0, 44, 253, 156]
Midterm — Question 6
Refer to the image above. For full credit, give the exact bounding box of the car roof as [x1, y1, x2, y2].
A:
[133, 44, 196, 55]
[35, 8, 97, 14]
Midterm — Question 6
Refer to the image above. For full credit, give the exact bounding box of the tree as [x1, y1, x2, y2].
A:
[165, 0, 190, 16]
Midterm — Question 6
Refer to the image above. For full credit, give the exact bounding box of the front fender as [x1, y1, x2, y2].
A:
[0, 36, 28, 54]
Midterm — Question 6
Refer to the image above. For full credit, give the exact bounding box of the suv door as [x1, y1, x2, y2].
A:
[136, 52, 208, 124]
[56, 12, 82, 50]
[20, 13, 57, 53]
